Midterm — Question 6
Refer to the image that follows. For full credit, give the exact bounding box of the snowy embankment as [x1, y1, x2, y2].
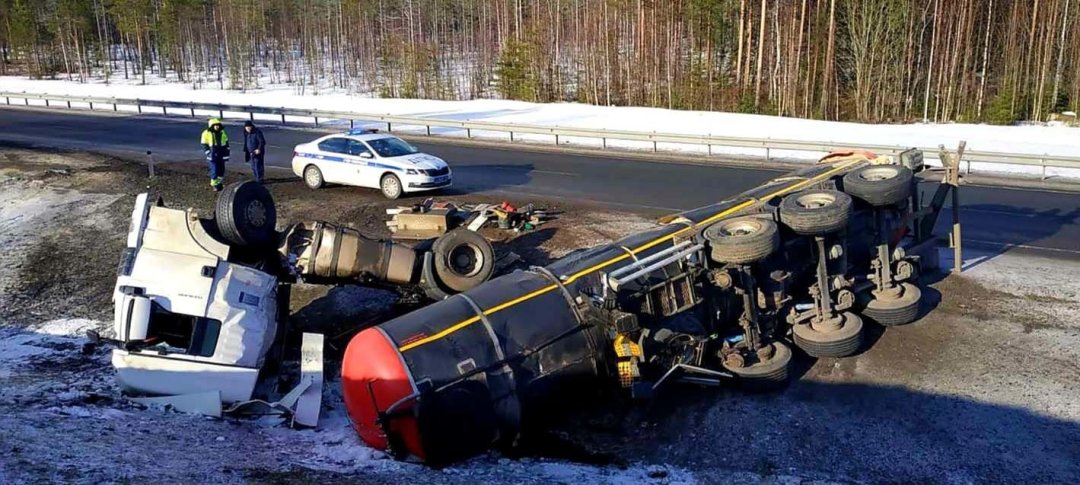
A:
[2, 76, 1079, 180]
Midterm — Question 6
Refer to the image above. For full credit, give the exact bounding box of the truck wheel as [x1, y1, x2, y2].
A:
[862, 282, 922, 326]
[793, 311, 864, 358]
[216, 181, 277, 248]
[303, 165, 324, 189]
[779, 189, 852, 235]
[722, 341, 791, 391]
[381, 174, 403, 200]
[433, 230, 495, 293]
[842, 165, 913, 206]
[703, 217, 779, 264]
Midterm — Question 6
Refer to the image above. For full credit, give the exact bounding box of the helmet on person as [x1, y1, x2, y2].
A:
[208, 118, 222, 128]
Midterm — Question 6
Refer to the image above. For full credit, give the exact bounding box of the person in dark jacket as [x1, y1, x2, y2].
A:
[243, 120, 267, 183]
[201, 118, 230, 191]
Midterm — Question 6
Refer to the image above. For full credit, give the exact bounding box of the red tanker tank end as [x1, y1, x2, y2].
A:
[341, 327, 424, 460]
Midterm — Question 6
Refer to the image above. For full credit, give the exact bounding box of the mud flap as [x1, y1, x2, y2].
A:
[293, 332, 323, 427]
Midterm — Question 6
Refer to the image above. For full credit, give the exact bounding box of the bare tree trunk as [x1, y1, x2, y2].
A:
[1050, 0, 1071, 115]
[754, 0, 767, 103]
[976, 0, 994, 119]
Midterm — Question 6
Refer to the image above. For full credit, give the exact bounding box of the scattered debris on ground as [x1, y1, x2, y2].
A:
[387, 198, 554, 240]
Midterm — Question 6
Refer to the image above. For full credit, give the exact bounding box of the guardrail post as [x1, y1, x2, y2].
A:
[387, 122, 392, 132]
[45, 99, 49, 107]
[5, 96, 9, 105]
[555, 134, 560, 145]
[314, 116, 319, 127]
[218, 109, 224, 119]
[653, 140, 658, 152]
[281, 113, 286, 125]
[765, 147, 771, 162]
[67, 100, 71, 108]
[113, 103, 117, 111]
[89, 102, 93, 110]
[510, 132, 515, 142]
[602, 137, 607, 149]
[707, 144, 712, 156]
[426, 125, 431, 136]
[966, 160, 971, 174]
[1041, 160, 1047, 180]
[249, 112, 254, 121]
[349, 120, 354, 129]
[467, 128, 472, 139]
[138, 103, 143, 114]
[24, 97, 29, 106]
[146, 151, 156, 178]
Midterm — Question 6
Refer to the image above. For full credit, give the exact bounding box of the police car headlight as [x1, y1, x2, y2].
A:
[406, 169, 419, 175]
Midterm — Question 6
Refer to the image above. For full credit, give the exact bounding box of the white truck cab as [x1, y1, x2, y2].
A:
[112, 193, 279, 403]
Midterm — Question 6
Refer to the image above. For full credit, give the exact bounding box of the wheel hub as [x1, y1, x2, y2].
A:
[245, 200, 267, 227]
[795, 193, 835, 209]
[859, 166, 898, 181]
[722, 220, 761, 237]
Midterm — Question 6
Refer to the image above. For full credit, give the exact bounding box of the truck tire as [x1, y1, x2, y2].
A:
[842, 165, 913, 206]
[862, 282, 922, 326]
[703, 217, 779, 264]
[433, 229, 495, 293]
[793, 311, 864, 358]
[303, 165, 324, 189]
[216, 181, 277, 248]
[722, 341, 791, 391]
[779, 189, 852, 235]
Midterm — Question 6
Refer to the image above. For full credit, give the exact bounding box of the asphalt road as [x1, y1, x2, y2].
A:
[2, 106, 1078, 256]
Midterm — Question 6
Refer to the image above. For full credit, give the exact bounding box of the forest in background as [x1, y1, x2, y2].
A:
[1, 0, 1078, 124]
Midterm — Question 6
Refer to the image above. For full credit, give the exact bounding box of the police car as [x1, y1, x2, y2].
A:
[291, 129, 452, 199]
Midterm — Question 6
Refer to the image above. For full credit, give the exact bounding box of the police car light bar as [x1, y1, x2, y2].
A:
[347, 128, 380, 135]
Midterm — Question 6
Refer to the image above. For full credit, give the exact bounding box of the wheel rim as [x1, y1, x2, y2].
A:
[859, 166, 898, 181]
[795, 192, 836, 209]
[305, 167, 320, 186]
[447, 243, 484, 277]
[383, 176, 400, 196]
[245, 200, 267, 227]
[720, 219, 762, 237]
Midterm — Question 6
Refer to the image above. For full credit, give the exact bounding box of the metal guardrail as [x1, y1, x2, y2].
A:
[4, 91, 1079, 177]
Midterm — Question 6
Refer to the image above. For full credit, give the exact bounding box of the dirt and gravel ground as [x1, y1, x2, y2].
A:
[0, 146, 1077, 483]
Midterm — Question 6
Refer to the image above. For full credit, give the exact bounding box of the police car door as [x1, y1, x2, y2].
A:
[346, 139, 378, 189]
[315, 137, 350, 183]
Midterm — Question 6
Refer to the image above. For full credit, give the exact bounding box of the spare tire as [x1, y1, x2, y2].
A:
[842, 165, 913, 206]
[703, 216, 779, 264]
[216, 181, 278, 248]
[432, 229, 495, 293]
[779, 189, 852, 235]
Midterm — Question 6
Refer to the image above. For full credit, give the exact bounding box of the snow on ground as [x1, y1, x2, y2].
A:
[2, 75, 1078, 180]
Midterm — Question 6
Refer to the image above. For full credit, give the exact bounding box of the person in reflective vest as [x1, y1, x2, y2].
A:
[243, 120, 266, 183]
[201, 118, 230, 191]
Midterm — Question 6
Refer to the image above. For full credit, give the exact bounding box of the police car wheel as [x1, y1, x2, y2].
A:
[216, 181, 278, 248]
[381, 174, 402, 200]
[303, 165, 324, 189]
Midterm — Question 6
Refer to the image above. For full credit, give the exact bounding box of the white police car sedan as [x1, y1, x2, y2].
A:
[291, 129, 452, 199]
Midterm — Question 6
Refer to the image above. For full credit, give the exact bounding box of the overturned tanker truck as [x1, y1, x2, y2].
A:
[342, 149, 963, 465]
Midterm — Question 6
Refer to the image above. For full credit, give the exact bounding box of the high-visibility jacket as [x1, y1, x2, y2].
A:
[201, 119, 230, 161]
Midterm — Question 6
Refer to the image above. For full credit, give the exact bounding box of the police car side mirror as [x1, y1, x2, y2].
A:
[359, 152, 373, 159]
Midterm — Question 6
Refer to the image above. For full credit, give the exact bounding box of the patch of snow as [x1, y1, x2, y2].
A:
[2, 76, 1077, 179]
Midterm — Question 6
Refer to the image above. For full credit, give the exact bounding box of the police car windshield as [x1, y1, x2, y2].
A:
[366, 137, 419, 157]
